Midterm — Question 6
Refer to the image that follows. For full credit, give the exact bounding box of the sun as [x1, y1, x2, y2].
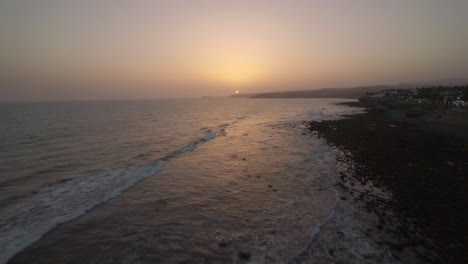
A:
[235, 90, 239, 94]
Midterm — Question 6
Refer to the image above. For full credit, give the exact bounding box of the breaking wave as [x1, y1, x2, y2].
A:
[0, 129, 219, 264]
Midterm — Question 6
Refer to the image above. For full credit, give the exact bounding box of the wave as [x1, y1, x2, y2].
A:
[202, 131, 217, 141]
[0, 130, 219, 264]
[165, 130, 217, 160]
[288, 137, 340, 262]
[308, 111, 325, 120]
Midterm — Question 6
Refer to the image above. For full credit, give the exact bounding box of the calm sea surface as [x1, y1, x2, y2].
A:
[0, 98, 393, 263]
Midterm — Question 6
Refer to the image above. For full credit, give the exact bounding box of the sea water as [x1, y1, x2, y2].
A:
[0, 98, 395, 263]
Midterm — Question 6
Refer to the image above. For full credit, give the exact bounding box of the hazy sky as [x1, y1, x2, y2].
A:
[1, 0, 467, 101]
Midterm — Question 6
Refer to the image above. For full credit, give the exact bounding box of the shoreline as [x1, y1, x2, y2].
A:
[4, 99, 361, 264]
[305, 101, 467, 263]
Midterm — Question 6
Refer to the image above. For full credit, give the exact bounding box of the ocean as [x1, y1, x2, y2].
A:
[0, 98, 395, 263]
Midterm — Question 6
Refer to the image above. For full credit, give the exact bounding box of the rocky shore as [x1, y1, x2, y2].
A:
[306, 102, 467, 263]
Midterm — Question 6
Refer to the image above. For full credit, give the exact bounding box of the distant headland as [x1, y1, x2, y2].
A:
[230, 79, 468, 99]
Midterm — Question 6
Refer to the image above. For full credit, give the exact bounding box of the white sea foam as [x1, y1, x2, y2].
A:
[308, 111, 325, 120]
[288, 137, 340, 262]
[175, 143, 196, 154]
[0, 129, 220, 264]
[170, 131, 217, 157]
[0, 160, 165, 264]
[202, 131, 216, 141]
[290, 129, 399, 264]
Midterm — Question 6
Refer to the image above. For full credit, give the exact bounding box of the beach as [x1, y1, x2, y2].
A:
[305, 101, 467, 263]
[1, 98, 465, 263]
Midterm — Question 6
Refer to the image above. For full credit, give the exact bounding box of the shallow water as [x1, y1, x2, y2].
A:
[1, 98, 390, 263]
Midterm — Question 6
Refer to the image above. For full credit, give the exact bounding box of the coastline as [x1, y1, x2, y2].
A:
[4, 99, 360, 264]
[3, 99, 465, 263]
[304, 101, 467, 263]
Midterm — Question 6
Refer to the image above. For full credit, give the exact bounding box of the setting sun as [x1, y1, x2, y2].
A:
[1, 1, 467, 263]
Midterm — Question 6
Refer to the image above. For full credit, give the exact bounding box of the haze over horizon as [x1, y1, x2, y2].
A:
[1, 0, 467, 101]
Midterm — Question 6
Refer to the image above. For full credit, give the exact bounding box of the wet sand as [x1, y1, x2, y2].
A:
[306, 102, 467, 263]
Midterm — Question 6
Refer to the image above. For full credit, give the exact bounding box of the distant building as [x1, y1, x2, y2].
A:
[361, 85, 468, 108]
[453, 98, 465, 107]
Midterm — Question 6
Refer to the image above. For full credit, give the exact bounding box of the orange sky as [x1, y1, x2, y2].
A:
[1, 0, 467, 101]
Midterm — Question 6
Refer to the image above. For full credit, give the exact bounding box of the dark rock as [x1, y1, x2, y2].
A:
[305, 101, 468, 264]
[405, 108, 425, 118]
[238, 251, 251, 260]
[218, 241, 228, 248]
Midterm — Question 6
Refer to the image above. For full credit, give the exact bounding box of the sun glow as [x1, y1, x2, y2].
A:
[198, 57, 269, 87]
[205, 60, 261, 85]
[189, 35, 272, 87]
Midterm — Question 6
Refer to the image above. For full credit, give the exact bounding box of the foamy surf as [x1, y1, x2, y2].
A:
[0, 160, 165, 264]
[167, 130, 218, 159]
[202, 131, 216, 141]
[287, 136, 341, 262]
[0, 130, 219, 264]
[2, 99, 372, 263]
[290, 129, 400, 264]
